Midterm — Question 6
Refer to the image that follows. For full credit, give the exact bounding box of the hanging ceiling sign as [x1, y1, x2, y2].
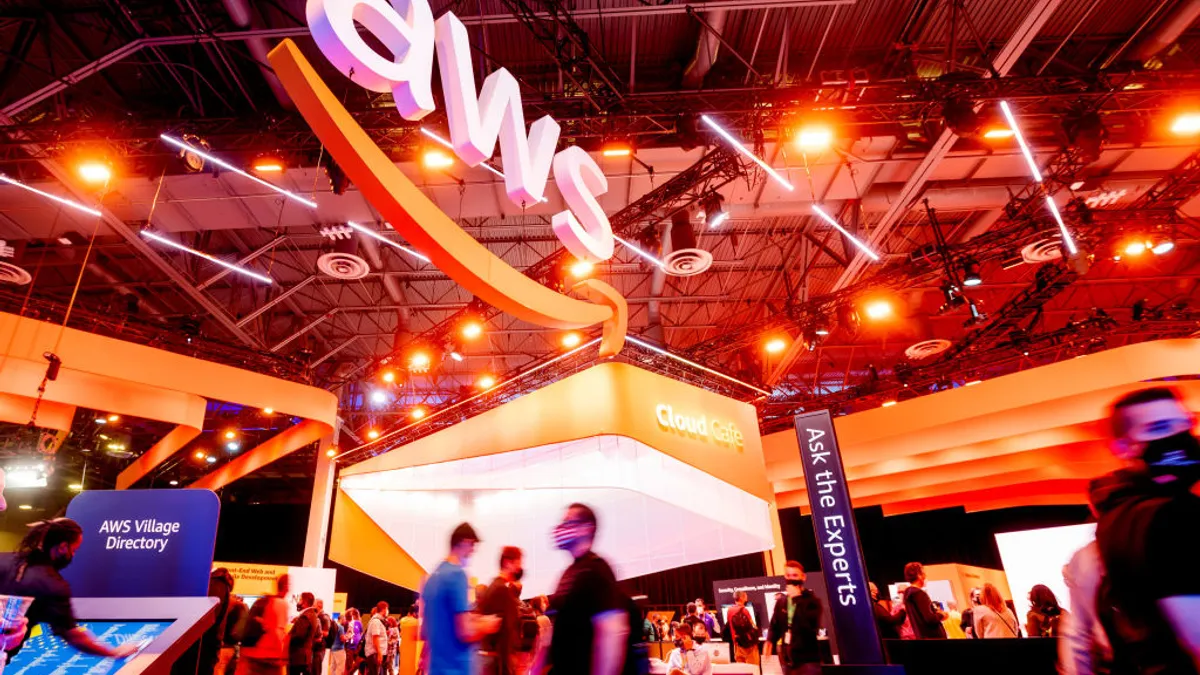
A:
[264, 0, 628, 355]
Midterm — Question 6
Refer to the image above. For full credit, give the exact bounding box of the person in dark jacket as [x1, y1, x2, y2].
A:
[767, 561, 822, 675]
[290, 591, 320, 675]
[764, 592, 788, 658]
[870, 583, 906, 640]
[901, 563, 947, 639]
[216, 594, 248, 674]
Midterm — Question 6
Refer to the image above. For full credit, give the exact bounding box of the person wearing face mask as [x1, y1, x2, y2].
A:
[478, 546, 524, 675]
[769, 560, 823, 675]
[0, 517, 138, 661]
[1092, 387, 1200, 674]
[421, 523, 502, 675]
[288, 592, 320, 675]
[535, 503, 630, 675]
[665, 622, 711, 675]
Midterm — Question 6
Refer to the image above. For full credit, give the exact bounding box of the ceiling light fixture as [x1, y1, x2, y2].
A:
[78, 161, 113, 185]
[461, 321, 484, 340]
[962, 259, 983, 287]
[448, 351, 464, 362]
[982, 127, 1015, 139]
[419, 127, 510, 183]
[422, 149, 455, 169]
[345, 221, 430, 263]
[764, 337, 787, 354]
[601, 141, 633, 157]
[561, 332, 582, 348]
[159, 135, 318, 208]
[700, 115, 795, 191]
[141, 230, 274, 284]
[794, 125, 834, 152]
[998, 101, 1044, 182]
[381, 370, 397, 383]
[410, 407, 427, 420]
[1043, 196, 1079, 256]
[1171, 112, 1200, 136]
[864, 299, 894, 320]
[811, 205, 881, 261]
[367, 429, 380, 440]
[477, 374, 496, 389]
[0, 174, 103, 217]
[370, 390, 388, 405]
[612, 235, 666, 269]
[569, 260, 594, 278]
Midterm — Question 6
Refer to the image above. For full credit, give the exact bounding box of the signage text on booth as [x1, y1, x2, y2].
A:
[655, 403, 744, 449]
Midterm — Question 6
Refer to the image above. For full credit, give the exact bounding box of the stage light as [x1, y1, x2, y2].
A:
[370, 390, 388, 405]
[1123, 240, 1147, 256]
[864, 299, 893, 321]
[4, 466, 48, 489]
[205, 455, 217, 464]
[262, 407, 274, 415]
[881, 400, 897, 408]
[1153, 239, 1175, 255]
[477, 375, 496, 389]
[962, 259, 983, 287]
[224, 430, 237, 440]
[562, 332, 582, 348]
[1043, 197, 1079, 256]
[169, 480, 179, 486]
[569, 260, 594, 278]
[141, 230, 273, 284]
[410, 407, 427, 420]
[701, 192, 728, 229]
[943, 98, 982, 137]
[700, 115, 794, 191]
[423, 149, 455, 169]
[461, 321, 484, 340]
[381, 370, 397, 383]
[794, 125, 833, 152]
[966, 380, 983, 386]
[449, 351, 464, 362]
[764, 337, 787, 354]
[408, 350, 432, 372]
[251, 155, 285, 174]
[326, 448, 337, 457]
[0, 174, 103, 218]
[613, 235, 667, 269]
[107, 414, 120, 422]
[346, 222, 429, 264]
[78, 161, 113, 185]
[601, 142, 633, 157]
[982, 127, 1015, 139]
[18, 505, 32, 511]
[811, 205, 880, 261]
[194, 451, 205, 459]
[226, 441, 240, 452]
[159, 135, 318, 208]
[68, 483, 83, 491]
[998, 101, 1043, 183]
[367, 429, 380, 440]
[1171, 112, 1200, 136]
[419, 127, 513, 184]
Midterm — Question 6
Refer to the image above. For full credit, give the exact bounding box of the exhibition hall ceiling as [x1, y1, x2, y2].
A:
[2, 0, 1200, 476]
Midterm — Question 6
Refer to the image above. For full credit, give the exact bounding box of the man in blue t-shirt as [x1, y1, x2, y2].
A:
[421, 523, 501, 675]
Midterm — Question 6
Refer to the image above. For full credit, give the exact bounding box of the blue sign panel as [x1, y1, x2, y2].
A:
[63, 489, 220, 598]
[794, 411, 884, 665]
[7, 621, 169, 675]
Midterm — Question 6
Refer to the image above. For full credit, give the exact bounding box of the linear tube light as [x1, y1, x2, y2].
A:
[0, 174, 102, 218]
[159, 134, 318, 209]
[700, 115, 795, 191]
[346, 221, 431, 263]
[140, 230, 273, 284]
[811, 204, 881, 262]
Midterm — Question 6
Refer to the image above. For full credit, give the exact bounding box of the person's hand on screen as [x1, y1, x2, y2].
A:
[111, 641, 140, 659]
[0, 617, 27, 651]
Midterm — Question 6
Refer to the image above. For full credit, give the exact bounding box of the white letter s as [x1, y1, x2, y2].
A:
[551, 147, 613, 262]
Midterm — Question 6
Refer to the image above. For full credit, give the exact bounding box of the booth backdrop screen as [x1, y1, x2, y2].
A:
[7, 621, 168, 675]
[995, 523, 1096, 621]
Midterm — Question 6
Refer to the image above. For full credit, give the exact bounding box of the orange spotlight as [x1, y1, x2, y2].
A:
[251, 155, 285, 173]
[422, 149, 455, 169]
[224, 430, 237, 440]
[1123, 240, 1148, 256]
[107, 414, 120, 422]
[367, 429, 380, 440]
[1171, 112, 1200, 136]
[381, 369, 397, 383]
[326, 448, 337, 458]
[601, 142, 633, 157]
[881, 400, 898, 408]
[477, 374, 496, 389]
[408, 350, 432, 371]
[864, 299, 894, 321]
[794, 125, 834, 152]
[764, 337, 788, 354]
[569, 260, 594, 279]
[982, 127, 1015, 139]
[262, 407, 274, 415]
[78, 160, 113, 185]
[461, 321, 484, 340]
[561, 332, 582, 348]
[411, 407, 427, 420]
[194, 450, 206, 460]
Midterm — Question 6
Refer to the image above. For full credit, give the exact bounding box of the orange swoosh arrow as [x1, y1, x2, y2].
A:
[268, 40, 627, 356]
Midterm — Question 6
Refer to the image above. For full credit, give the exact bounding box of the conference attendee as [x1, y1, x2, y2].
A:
[681, 603, 708, 643]
[665, 622, 712, 675]
[1026, 585, 1067, 638]
[972, 584, 1020, 639]
[0, 518, 138, 660]
[537, 503, 629, 675]
[363, 602, 389, 675]
[239, 574, 291, 675]
[901, 563, 948, 639]
[385, 616, 399, 675]
[479, 546, 524, 675]
[289, 591, 320, 675]
[217, 594, 249, 675]
[530, 596, 552, 653]
[764, 592, 787, 657]
[695, 599, 718, 641]
[328, 614, 348, 675]
[312, 600, 332, 675]
[770, 560, 822, 675]
[1093, 387, 1200, 673]
[1060, 537, 1111, 675]
[869, 582, 906, 640]
[422, 523, 501, 675]
[728, 591, 759, 665]
[398, 606, 419, 675]
[961, 588, 981, 639]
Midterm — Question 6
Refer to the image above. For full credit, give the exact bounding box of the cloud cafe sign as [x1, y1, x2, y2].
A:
[656, 404, 745, 449]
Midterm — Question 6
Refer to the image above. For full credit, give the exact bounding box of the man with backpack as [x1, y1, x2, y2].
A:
[728, 591, 759, 665]
[313, 599, 332, 675]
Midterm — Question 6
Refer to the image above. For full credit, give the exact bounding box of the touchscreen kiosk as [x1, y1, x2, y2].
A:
[7, 596, 217, 675]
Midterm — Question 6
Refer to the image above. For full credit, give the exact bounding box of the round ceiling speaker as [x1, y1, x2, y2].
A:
[1021, 238, 1064, 264]
[0, 261, 32, 286]
[663, 248, 713, 277]
[905, 338, 952, 361]
[317, 252, 370, 280]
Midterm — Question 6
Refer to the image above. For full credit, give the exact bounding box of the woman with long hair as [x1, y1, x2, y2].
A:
[972, 584, 1021, 639]
[1026, 584, 1069, 637]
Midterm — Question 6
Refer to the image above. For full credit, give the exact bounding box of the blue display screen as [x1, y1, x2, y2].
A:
[7, 620, 170, 675]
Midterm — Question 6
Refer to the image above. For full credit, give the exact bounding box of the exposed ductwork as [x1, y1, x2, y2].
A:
[222, 0, 293, 108]
[1132, 0, 1200, 64]
[358, 234, 413, 350]
[683, 10, 728, 88]
[644, 220, 672, 342]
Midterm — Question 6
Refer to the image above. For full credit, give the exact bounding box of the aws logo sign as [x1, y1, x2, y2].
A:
[656, 404, 744, 449]
[269, 0, 628, 356]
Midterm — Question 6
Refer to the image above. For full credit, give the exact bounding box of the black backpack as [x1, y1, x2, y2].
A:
[517, 603, 539, 652]
[241, 597, 269, 648]
[730, 607, 756, 648]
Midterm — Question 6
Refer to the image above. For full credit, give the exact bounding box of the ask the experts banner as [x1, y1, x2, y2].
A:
[63, 489, 220, 598]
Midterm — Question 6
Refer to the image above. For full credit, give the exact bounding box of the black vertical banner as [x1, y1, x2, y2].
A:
[794, 410, 884, 665]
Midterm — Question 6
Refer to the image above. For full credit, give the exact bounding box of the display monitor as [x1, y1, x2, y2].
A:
[8, 621, 169, 675]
